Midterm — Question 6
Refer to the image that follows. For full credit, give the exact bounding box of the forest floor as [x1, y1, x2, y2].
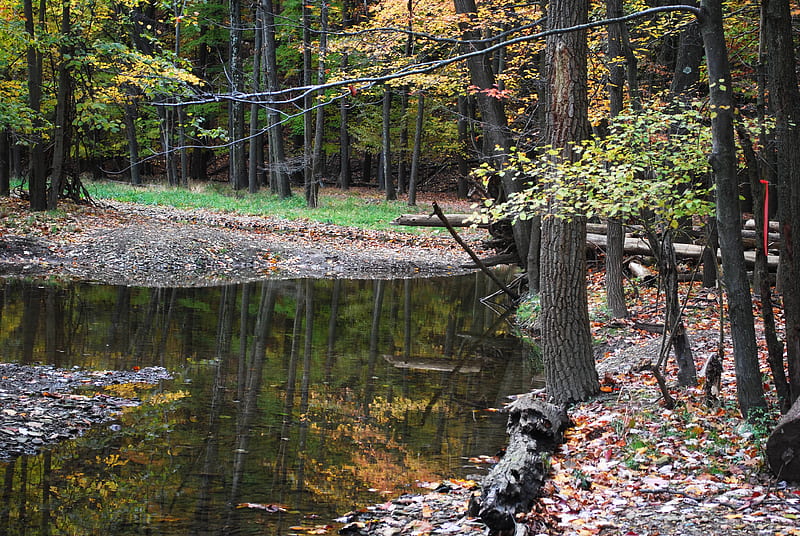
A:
[0, 188, 486, 286]
[1, 189, 799, 535]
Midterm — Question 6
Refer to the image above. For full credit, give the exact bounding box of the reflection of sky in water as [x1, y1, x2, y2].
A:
[0, 273, 541, 536]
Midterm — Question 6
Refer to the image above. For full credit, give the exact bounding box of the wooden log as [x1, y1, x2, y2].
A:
[767, 396, 800, 481]
[382, 355, 482, 373]
[392, 213, 487, 227]
[471, 394, 570, 535]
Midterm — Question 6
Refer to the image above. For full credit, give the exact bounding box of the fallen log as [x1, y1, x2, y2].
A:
[392, 213, 487, 227]
[767, 396, 800, 481]
[586, 233, 780, 269]
[470, 394, 570, 535]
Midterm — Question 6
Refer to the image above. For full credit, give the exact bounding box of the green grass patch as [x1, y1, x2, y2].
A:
[83, 180, 441, 231]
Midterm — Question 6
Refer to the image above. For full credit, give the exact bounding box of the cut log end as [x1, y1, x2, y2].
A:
[767, 397, 800, 481]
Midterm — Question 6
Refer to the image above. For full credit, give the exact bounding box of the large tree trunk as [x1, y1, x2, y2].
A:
[764, 0, 800, 406]
[701, 0, 767, 417]
[540, 0, 599, 405]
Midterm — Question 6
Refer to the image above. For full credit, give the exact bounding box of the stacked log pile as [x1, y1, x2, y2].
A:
[392, 214, 781, 270]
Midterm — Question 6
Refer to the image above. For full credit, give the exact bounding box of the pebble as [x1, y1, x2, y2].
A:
[0, 363, 172, 460]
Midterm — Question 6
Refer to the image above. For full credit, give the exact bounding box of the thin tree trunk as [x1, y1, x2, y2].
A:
[0, 131, 9, 195]
[310, 0, 329, 205]
[303, 1, 315, 206]
[24, 0, 46, 211]
[382, 89, 396, 200]
[262, 0, 290, 198]
[49, 0, 72, 209]
[701, 0, 767, 417]
[339, 55, 351, 190]
[764, 0, 800, 406]
[124, 101, 142, 185]
[229, 0, 246, 190]
[605, 0, 629, 318]
[408, 92, 424, 206]
[249, 9, 264, 194]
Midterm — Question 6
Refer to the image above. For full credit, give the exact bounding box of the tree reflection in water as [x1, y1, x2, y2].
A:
[0, 272, 541, 536]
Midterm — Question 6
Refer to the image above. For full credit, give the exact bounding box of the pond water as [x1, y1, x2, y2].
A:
[0, 272, 541, 536]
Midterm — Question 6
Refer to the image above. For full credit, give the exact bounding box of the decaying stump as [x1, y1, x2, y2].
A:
[767, 396, 800, 481]
[471, 394, 570, 535]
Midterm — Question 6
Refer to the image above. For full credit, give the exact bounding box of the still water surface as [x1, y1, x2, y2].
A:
[0, 272, 540, 535]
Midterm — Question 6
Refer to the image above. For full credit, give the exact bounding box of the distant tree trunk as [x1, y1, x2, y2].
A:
[363, 151, 373, 183]
[605, 0, 629, 319]
[764, 0, 800, 406]
[310, 0, 329, 206]
[339, 55, 351, 190]
[382, 89, 396, 201]
[173, 14, 188, 187]
[453, 0, 530, 267]
[248, 9, 264, 194]
[0, 131, 9, 195]
[669, 0, 703, 97]
[408, 91, 424, 206]
[397, 88, 409, 195]
[540, 0, 599, 404]
[456, 96, 469, 198]
[229, 0, 246, 190]
[262, 0, 290, 198]
[648, 230, 697, 386]
[124, 100, 142, 185]
[49, 0, 72, 209]
[302, 1, 315, 206]
[25, 0, 47, 211]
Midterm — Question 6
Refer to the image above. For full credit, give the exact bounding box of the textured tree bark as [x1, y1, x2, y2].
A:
[472, 395, 570, 535]
[701, 0, 767, 417]
[539, 0, 599, 405]
[767, 395, 800, 480]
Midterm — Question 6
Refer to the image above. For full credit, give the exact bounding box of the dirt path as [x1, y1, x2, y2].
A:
[0, 193, 488, 286]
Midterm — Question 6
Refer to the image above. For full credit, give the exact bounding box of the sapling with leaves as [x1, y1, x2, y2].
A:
[475, 100, 714, 389]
